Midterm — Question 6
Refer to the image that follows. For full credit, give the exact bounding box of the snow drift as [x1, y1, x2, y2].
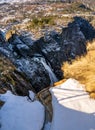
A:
[50, 78, 95, 130]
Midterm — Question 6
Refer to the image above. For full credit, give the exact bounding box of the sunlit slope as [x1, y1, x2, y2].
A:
[62, 40, 95, 98]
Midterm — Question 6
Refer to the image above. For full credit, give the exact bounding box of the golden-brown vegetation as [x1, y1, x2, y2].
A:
[0, 55, 15, 94]
[62, 40, 95, 99]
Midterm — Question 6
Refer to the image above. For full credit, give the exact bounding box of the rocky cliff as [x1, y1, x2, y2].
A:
[0, 17, 94, 96]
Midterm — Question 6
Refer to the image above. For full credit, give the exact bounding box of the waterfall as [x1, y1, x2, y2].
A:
[33, 56, 58, 85]
[40, 57, 58, 85]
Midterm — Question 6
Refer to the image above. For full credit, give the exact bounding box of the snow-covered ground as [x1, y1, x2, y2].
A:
[0, 91, 45, 130]
[0, 78, 95, 130]
[50, 78, 95, 130]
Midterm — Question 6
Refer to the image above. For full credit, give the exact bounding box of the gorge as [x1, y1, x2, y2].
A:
[0, 16, 95, 96]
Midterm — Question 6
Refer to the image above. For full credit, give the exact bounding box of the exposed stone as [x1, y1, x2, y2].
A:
[0, 54, 35, 97]
[0, 17, 94, 94]
[61, 23, 87, 62]
[0, 30, 6, 44]
[35, 34, 64, 80]
[72, 17, 95, 41]
[14, 57, 51, 92]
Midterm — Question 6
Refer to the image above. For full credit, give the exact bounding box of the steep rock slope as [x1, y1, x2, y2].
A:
[0, 17, 94, 94]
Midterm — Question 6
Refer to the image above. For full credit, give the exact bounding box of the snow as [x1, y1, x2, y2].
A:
[44, 122, 51, 130]
[0, 91, 45, 130]
[50, 78, 95, 130]
[0, 78, 95, 130]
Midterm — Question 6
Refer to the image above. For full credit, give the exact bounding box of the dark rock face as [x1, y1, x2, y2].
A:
[0, 55, 35, 97]
[34, 33, 64, 79]
[0, 17, 94, 94]
[61, 23, 87, 61]
[72, 17, 95, 41]
[15, 57, 51, 92]
[0, 30, 6, 44]
[19, 31, 34, 47]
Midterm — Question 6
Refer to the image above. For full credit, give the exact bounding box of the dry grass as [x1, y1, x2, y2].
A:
[62, 40, 95, 99]
[54, 79, 67, 86]
[0, 55, 15, 94]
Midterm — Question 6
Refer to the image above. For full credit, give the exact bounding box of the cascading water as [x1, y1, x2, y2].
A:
[33, 56, 58, 85]
[40, 57, 58, 85]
